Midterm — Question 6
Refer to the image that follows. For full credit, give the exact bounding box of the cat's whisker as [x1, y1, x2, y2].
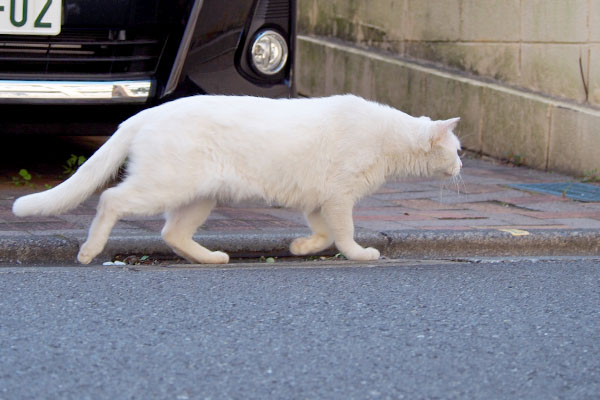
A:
[451, 176, 459, 196]
[454, 175, 460, 194]
[439, 179, 452, 203]
[456, 174, 467, 198]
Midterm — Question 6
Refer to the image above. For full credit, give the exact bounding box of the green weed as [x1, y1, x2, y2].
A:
[63, 154, 86, 176]
[12, 169, 34, 187]
[580, 169, 599, 183]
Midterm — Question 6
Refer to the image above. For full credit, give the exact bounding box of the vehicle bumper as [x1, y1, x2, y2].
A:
[0, 80, 153, 104]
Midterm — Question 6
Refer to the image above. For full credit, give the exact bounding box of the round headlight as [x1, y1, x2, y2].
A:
[250, 30, 289, 75]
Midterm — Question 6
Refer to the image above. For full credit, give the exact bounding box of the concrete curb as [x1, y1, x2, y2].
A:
[1, 229, 599, 265]
[380, 230, 600, 258]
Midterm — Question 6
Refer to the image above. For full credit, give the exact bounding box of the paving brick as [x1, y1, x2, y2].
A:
[505, 200, 584, 213]
[394, 199, 465, 210]
[354, 214, 433, 222]
[411, 210, 488, 219]
[456, 176, 518, 186]
[216, 208, 280, 221]
[254, 209, 308, 224]
[449, 183, 503, 195]
[491, 213, 559, 226]
[354, 206, 412, 213]
[581, 203, 600, 211]
[548, 218, 600, 229]
[434, 190, 527, 204]
[405, 226, 473, 231]
[373, 190, 446, 201]
[499, 194, 571, 205]
[466, 201, 534, 214]
[355, 197, 392, 208]
[402, 218, 506, 229]
[354, 220, 416, 231]
[457, 167, 545, 185]
[377, 182, 437, 193]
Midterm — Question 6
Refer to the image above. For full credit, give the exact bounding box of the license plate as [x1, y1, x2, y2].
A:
[0, 0, 61, 35]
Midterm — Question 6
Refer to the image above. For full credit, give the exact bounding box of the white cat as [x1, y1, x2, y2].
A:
[13, 95, 461, 264]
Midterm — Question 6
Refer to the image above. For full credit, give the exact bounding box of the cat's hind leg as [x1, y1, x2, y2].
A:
[320, 198, 380, 261]
[161, 199, 229, 264]
[290, 210, 334, 256]
[78, 186, 159, 264]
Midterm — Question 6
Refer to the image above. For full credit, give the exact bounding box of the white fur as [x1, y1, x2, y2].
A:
[12, 95, 461, 264]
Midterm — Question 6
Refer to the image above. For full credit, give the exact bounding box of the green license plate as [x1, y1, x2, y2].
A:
[0, 0, 61, 36]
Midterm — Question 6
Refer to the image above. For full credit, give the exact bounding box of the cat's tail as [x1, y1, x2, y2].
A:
[12, 122, 137, 217]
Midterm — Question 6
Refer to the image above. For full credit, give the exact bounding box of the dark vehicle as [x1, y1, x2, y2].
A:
[0, 0, 296, 134]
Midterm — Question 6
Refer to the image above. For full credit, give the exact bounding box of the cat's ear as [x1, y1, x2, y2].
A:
[441, 117, 460, 131]
[431, 117, 460, 143]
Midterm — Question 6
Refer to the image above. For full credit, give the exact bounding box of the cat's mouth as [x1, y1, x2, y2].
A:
[450, 159, 463, 177]
[442, 167, 461, 178]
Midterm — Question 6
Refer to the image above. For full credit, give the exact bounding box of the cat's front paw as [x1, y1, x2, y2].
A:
[345, 247, 380, 261]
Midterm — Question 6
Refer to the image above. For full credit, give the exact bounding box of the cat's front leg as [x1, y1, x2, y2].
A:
[320, 199, 380, 261]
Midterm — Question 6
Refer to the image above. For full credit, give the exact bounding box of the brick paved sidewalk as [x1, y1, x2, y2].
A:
[1, 156, 599, 264]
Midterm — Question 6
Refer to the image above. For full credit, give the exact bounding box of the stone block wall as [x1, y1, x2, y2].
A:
[298, 0, 600, 106]
[295, 0, 600, 176]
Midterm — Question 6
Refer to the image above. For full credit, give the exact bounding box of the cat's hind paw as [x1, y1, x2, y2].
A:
[77, 244, 99, 265]
[208, 251, 229, 264]
[289, 236, 313, 255]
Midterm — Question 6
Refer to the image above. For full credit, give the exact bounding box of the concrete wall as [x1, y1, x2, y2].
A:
[295, 0, 600, 176]
[298, 0, 600, 106]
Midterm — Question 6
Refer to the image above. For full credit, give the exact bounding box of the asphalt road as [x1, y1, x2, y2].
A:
[1, 258, 599, 399]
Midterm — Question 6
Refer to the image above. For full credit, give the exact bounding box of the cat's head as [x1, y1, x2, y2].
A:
[420, 117, 462, 178]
